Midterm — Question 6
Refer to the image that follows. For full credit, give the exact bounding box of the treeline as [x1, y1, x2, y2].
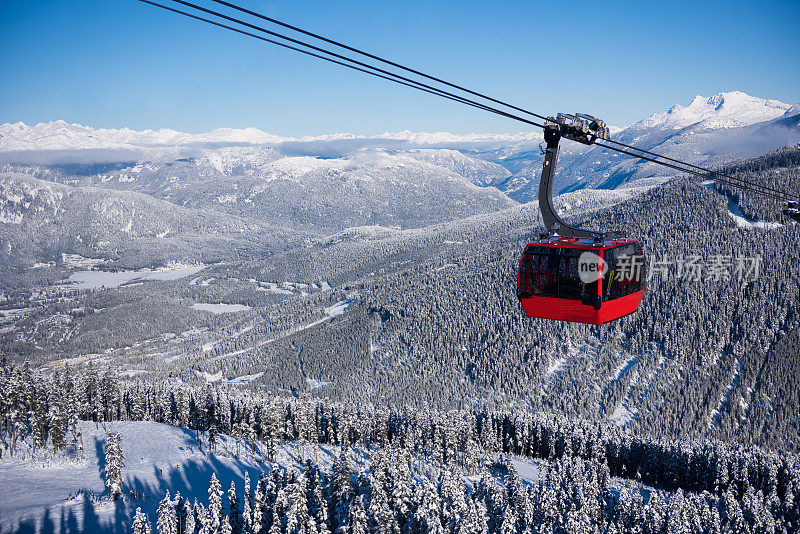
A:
[2, 360, 799, 525]
[135, 450, 798, 534]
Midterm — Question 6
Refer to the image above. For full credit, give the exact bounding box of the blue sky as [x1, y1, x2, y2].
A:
[2, 0, 799, 136]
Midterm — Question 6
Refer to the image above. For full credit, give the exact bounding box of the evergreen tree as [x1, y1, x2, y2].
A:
[228, 480, 242, 534]
[193, 500, 206, 534]
[221, 517, 232, 534]
[462, 498, 489, 534]
[105, 432, 125, 499]
[205, 388, 218, 455]
[367, 458, 396, 534]
[158, 490, 177, 534]
[133, 507, 152, 534]
[243, 471, 253, 534]
[350, 495, 369, 534]
[175, 492, 189, 534]
[416, 478, 444, 534]
[283, 472, 310, 534]
[252, 476, 265, 534]
[500, 504, 517, 534]
[391, 449, 414, 521]
[207, 473, 223, 534]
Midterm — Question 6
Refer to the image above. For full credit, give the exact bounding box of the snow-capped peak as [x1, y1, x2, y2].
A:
[635, 91, 791, 130]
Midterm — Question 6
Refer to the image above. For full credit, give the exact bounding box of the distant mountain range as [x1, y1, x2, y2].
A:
[1, 91, 798, 260]
[2, 92, 799, 201]
[0, 120, 543, 155]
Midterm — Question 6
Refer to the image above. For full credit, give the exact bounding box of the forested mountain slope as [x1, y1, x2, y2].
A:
[3, 362, 799, 533]
[4, 146, 798, 453]
[162, 146, 799, 451]
[0, 173, 307, 270]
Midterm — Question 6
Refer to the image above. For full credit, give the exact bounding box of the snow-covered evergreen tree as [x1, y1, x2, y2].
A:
[157, 490, 177, 534]
[243, 471, 253, 534]
[175, 492, 189, 534]
[499, 504, 517, 534]
[105, 432, 125, 499]
[228, 480, 242, 534]
[221, 516, 233, 534]
[206, 473, 223, 534]
[350, 495, 369, 534]
[194, 500, 207, 534]
[133, 507, 152, 534]
[252, 475, 265, 534]
[416, 478, 444, 534]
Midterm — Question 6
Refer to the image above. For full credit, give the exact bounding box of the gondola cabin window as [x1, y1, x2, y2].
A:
[518, 246, 598, 301]
[603, 243, 646, 301]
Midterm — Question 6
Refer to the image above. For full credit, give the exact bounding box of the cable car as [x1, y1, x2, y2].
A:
[517, 113, 647, 325]
[517, 237, 646, 325]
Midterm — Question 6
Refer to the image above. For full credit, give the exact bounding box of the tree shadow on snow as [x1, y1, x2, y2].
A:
[4, 428, 279, 534]
[5, 496, 105, 534]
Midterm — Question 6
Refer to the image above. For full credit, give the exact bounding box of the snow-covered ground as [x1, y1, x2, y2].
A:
[203, 299, 352, 361]
[0, 307, 37, 321]
[608, 350, 671, 429]
[0, 421, 558, 534]
[323, 299, 351, 318]
[0, 413, 657, 534]
[708, 359, 741, 429]
[703, 179, 783, 230]
[306, 377, 331, 391]
[194, 370, 265, 385]
[545, 357, 566, 378]
[610, 354, 638, 383]
[726, 197, 782, 230]
[0, 421, 356, 534]
[608, 403, 638, 428]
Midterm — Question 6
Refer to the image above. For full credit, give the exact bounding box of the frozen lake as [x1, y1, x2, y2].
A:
[63, 265, 205, 290]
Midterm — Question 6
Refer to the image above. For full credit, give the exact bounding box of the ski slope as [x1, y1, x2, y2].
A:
[0, 421, 360, 534]
[0, 419, 650, 534]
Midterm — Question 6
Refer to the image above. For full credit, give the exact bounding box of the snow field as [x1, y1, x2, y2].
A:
[0, 421, 344, 534]
[0, 421, 562, 534]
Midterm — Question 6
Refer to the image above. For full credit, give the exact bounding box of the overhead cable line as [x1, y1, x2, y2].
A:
[201, 0, 797, 202]
[206, 0, 551, 123]
[139, 0, 798, 203]
[594, 140, 792, 201]
[600, 137, 798, 200]
[143, 0, 548, 131]
[137, 0, 543, 123]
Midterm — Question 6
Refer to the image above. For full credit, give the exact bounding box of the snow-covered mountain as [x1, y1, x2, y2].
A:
[0, 120, 286, 152]
[500, 91, 800, 198]
[1, 91, 798, 205]
[1, 147, 516, 235]
[634, 91, 791, 130]
[0, 172, 307, 269]
[0, 120, 543, 154]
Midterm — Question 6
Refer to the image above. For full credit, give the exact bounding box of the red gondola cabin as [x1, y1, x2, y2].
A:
[517, 237, 646, 325]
